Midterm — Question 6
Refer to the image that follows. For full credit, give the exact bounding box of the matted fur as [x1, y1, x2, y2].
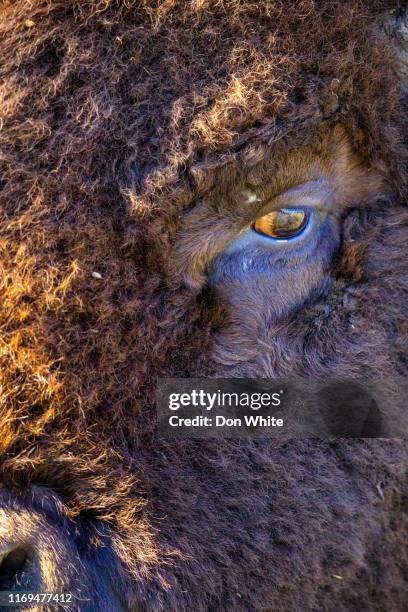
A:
[0, 1, 407, 610]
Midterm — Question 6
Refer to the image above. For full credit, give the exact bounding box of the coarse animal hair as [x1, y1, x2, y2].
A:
[0, 1, 407, 610]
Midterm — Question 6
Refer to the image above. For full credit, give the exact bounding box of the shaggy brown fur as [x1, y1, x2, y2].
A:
[0, 1, 407, 610]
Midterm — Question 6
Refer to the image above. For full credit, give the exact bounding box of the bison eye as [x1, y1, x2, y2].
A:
[252, 208, 309, 239]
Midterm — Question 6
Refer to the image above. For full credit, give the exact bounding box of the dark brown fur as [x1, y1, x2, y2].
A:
[0, 1, 407, 610]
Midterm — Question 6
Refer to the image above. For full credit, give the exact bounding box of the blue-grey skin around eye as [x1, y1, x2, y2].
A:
[208, 208, 340, 324]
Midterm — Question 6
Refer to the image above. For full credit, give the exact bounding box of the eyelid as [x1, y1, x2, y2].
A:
[253, 178, 333, 219]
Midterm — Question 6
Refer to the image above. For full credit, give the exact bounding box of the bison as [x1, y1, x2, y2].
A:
[0, 1, 407, 610]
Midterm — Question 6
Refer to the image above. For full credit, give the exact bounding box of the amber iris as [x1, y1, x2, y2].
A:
[252, 208, 308, 239]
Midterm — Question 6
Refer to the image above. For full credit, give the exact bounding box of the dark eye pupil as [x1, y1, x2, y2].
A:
[253, 208, 307, 239]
